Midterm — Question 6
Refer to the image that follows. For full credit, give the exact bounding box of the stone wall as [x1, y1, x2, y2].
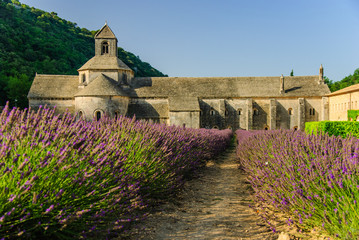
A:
[169, 111, 200, 128]
[75, 96, 129, 120]
[328, 92, 359, 121]
[127, 98, 169, 124]
[29, 99, 75, 115]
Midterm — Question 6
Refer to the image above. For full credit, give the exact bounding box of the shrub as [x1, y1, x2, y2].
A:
[236, 129, 359, 239]
[305, 121, 359, 138]
[0, 104, 232, 239]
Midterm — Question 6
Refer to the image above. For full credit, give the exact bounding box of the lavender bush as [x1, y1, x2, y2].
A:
[236, 129, 359, 239]
[0, 104, 232, 239]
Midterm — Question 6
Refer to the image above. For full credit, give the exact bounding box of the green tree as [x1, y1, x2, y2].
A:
[290, 69, 294, 76]
[5, 74, 32, 108]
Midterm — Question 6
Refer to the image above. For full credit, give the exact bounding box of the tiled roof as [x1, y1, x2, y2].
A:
[327, 84, 359, 96]
[130, 75, 331, 98]
[75, 74, 128, 97]
[95, 23, 117, 39]
[27, 74, 78, 98]
[78, 56, 132, 71]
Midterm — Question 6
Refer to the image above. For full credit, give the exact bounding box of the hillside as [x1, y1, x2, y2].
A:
[0, 0, 167, 108]
[325, 68, 359, 92]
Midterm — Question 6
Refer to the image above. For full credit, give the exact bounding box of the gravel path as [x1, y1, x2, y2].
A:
[124, 146, 280, 240]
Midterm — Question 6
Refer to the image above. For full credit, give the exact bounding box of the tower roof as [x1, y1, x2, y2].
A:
[75, 74, 129, 97]
[95, 23, 117, 39]
[78, 56, 132, 71]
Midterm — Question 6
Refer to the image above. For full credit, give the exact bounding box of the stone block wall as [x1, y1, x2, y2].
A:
[75, 96, 129, 120]
[29, 99, 75, 115]
[127, 98, 169, 124]
[169, 111, 200, 128]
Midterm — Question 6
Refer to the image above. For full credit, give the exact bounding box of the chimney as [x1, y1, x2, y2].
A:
[280, 74, 284, 94]
[319, 64, 324, 84]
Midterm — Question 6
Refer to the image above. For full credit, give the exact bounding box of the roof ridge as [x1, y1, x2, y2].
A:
[94, 23, 117, 39]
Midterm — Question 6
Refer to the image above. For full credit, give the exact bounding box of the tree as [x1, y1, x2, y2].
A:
[290, 69, 294, 76]
[5, 74, 32, 108]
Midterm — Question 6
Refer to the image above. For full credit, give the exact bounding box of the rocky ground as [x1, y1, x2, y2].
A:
[119, 146, 328, 240]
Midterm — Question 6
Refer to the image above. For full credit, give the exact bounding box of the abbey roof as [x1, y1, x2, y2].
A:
[28, 74, 330, 100]
[27, 74, 78, 98]
[95, 23, 117, 39]
[327, 83, 359, 96]
[78, 56, 132, 71]
[75, 74, 128, 97]
[130, 76, 331, 98]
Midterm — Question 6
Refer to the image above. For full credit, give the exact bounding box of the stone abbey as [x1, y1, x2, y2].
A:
[28, 23, 331, 130]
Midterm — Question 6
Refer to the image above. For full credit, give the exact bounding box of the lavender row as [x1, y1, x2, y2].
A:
[236, 129, 359, 239]
[0, 104, 232, 239]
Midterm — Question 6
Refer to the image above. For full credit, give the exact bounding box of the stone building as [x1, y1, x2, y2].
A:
[327, 84, 359, 121]
[28, 23, 331, 130]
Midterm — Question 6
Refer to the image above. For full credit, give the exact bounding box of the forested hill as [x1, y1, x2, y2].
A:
[325, 68, 359, 93]
[0, 0, 167, 108]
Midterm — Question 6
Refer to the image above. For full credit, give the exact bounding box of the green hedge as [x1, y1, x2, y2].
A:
[305, 121, 359, 138]
[348, 110, 359, 121]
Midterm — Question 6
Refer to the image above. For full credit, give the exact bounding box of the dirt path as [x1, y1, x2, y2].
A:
[123, 146, 280, 240]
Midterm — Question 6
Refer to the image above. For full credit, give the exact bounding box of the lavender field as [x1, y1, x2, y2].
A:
[0, 104, 232, 239]
[236, 129, 359, 239]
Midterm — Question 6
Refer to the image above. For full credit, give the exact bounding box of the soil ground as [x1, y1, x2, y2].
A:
[120, 145, 327, 240]
[122, 145, 280, 240]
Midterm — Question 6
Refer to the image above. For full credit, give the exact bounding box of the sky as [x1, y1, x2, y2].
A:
[19, 0, 359, 82]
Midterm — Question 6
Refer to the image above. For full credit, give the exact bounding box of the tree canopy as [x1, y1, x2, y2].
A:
[0, 0, 166, 108]
[325, 68, 359, 92]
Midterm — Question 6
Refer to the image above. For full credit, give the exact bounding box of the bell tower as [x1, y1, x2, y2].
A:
[94, 23, 118, 57]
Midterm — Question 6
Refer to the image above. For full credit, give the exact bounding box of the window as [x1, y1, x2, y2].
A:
[114, 111, 120, 119]
[95, 111, 102, 121]
[78, 111, 84, 120]
[264, 126, 269, 130]
[82, 74, 86, 83]
[237, 109, 242, 115]
[210, 109, 215, 116]
[309, 108, 315, 116]
[213, 126, 219, 129]
[288, 108, 293, 115]
[102, 42, 109, 55]
[253, 108, 259, 116]
[293, 126, 298, 131]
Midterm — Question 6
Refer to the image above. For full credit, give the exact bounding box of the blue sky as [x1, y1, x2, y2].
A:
[19, 0, 359, 81]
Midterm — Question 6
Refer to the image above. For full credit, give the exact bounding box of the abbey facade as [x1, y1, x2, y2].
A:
[28, 24, 331, 130]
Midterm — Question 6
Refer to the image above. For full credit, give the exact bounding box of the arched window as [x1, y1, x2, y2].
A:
[95, 111, 102, 121]
[78, 111, 84, 120]
[253, 108, 259, 116]
[288, 108, 293, 115]
[114, 111, 120, 119]
[238, 109, 242, 115]
[293, 126, 298, 131]
[309, 108, 312, 115]
[213, 125, 219, 129]
[102, 42, 109, 55]
[312, 109, 315, 115]
[210, 109, 215, 116]
[82, 74, 86, 83]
